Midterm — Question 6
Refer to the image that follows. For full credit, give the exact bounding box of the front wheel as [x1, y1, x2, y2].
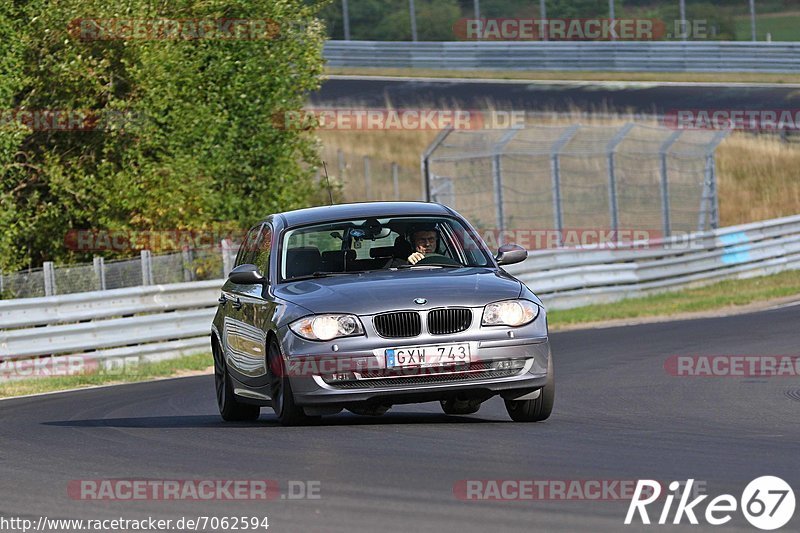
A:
[267, 338, 320, 426]
[213, 339, 260, 422]
[504, 359, 554, 422]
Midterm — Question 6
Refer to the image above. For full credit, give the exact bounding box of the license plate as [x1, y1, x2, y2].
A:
[385, 343, 471, 368]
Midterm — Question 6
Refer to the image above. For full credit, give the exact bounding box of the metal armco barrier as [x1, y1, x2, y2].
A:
[0, 281, 222, 379]
[324, 41, 800, 73]
[505, 213, 800, 309]
[1, 214, 799, 376]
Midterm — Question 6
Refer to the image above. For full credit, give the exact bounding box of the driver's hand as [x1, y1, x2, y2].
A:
[408, 252, 425, 265]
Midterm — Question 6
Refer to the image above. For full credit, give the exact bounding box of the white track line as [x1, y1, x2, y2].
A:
[326, 74, 800, 89]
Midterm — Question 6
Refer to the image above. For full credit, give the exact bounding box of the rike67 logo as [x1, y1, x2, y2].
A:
[625, 477, 795, 530]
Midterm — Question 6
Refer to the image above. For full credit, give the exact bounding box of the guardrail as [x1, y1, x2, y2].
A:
[0, 281, 221, 380]
[1, 214, 799, 379]
[506, 213, 800, 309]
[324, 41, 800, 73]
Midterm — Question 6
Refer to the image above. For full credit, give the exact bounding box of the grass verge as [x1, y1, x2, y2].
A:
[734, 12, 800, 42]
[548, 269, 800, 328]
[326, 67, 800, 85]
[0, 352, 212, 399]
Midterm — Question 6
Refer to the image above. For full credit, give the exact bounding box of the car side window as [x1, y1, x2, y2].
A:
[236, 224, 263, 267]
[252, 225, 272, 278]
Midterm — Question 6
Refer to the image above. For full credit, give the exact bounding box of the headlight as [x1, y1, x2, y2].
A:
[481, 300, 539, 327]
[289, 314, 364, 341]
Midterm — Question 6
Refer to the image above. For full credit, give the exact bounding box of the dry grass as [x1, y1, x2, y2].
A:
[317, 130, 439, 201]
[317, 112, 800, 225]
[716, 134, 800, 225]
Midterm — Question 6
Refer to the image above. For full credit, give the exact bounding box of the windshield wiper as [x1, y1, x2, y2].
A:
[286, 271, 369, 282]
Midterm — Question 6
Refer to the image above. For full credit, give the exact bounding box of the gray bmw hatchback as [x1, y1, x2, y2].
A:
[211, 202, 554, 425]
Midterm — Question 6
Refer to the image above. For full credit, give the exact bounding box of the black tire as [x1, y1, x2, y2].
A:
[213, 338, 260, 422]
[440, 398, 482, 415]
[267, 338, 320, 426]
[504, 359, 554, 422]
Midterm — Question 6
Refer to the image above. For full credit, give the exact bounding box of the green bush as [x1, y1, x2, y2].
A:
[0, 0, 327, 271]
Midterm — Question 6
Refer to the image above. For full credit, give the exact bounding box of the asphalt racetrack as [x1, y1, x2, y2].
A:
[1, 303, 798, 532]
[314, 76, 800, 116]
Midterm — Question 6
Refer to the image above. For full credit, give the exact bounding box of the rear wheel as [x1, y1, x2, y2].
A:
[213, 338, 260, 422]
[267, 338, 320, 426]
[440, 398, 482, 415]
[504, 359, 554, 422]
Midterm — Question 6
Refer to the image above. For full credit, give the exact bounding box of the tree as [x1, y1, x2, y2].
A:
[0, 0, 327, 270]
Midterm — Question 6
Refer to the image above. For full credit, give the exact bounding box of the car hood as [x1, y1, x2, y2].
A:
[273, 267, 523, 316]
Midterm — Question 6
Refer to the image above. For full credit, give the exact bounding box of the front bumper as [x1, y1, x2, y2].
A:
[278, 308, 551, 406]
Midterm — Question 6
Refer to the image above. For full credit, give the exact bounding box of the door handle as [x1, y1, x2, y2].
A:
[232, 297, 243, 310]
[218, 295, 227, 305]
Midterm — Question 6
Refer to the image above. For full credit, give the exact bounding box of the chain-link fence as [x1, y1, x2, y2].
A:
[0, 244, 239, 300]
[423, 124, 729, 244]
[318, 147, 423, 203]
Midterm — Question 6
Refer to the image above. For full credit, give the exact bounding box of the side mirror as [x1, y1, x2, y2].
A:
[495, 244, 528, 266]
[228, 264, 267, 285]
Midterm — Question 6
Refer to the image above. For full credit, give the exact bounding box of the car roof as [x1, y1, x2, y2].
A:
[273, 201, 454, 228]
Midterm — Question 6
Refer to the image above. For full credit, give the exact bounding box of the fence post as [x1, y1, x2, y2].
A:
[140, 250, 153, 286]
[43, 261, 56, 296]
[659, 130, 683, 238]
[182, 248, 194, 282]
[221, 239, 233, 278]
[709, 155, 720, 230]
[606, 123, 634, 242]
[337, 149, 346, 179]
[342, 0, 351, 40]
[491, 154, 505, 243]
[550, 125, 580, 247]
[703, 129, 729, 231]
[363, 156, 372, 200]
[490, 128, 522, 245]
[421, 126, 454, 202]
[392, 162, 400, 200]
[93, 256, 106, 290]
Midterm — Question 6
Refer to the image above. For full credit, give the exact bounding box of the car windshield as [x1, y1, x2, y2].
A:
[279, 215, 491, 281]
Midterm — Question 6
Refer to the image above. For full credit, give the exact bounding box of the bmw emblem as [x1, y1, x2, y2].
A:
[414, 298, 427, 305]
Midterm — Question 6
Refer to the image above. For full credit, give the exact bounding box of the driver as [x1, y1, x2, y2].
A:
[382, 224, 441, 268]
[407, 227, 438, 265]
